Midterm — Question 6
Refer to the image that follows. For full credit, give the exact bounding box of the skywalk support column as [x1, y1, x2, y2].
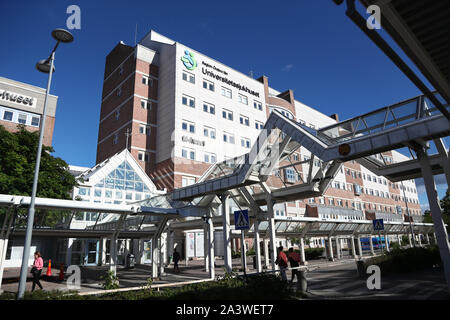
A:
[266, 195, 277, 271]
[384, 233, 390, 252]
[207, 212, 215, 279]
[408, 234, 413, 247]
[240, 231, 247, 273]
[426, 234, 430, 245]
[418, 234, 422, 247]
[416, 146, 450, 291]
[335, 237, 341, 260]
[220, 194, 232, 273]
[254, 219, 262, 273]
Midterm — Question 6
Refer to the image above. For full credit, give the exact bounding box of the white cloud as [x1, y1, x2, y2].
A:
[282, 64, 293, 72]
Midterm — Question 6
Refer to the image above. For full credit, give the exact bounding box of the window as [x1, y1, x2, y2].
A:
[3, 111, 13, 121]
[254, 101, 262, 110]
[223, 132, 235, 144]
[141, 99, 151, 109]
[203, 126, 216, 139]
[202, 79, 214, 91]
[116, 86, 122, 96]
[204, 152, 217, 164]
[115, 109, 120, 120]
[222, 109, 233, 121]
[328, 198, 335, 206]
[18, 113, 27, 124]
[142, 75, 152, 86]
[284, 168, 296, 183]
[31, 116, 40, 127]
[139, 125, 151, 136]
[138, 151, 150, 162]
[255, 121, 264, 130]
[119, 65, 124, 75]
[78, 187, 90, 196]
[182, 71, 195, 84]
[203, 102, 215, 115]
[239, 115, 249, 126]
[221, 87, 232, 98]
[94, 189, 102, 197]
[182, 176, 196, 187]
[181, 148, 195, 160]
[240, 137, 250, 149]
[182, 95, 195, 108]
[351, 171, 356, 179]
[113, 133, 119, 145]
[182, 120, 195, 133]
[238, 94, 248, 105]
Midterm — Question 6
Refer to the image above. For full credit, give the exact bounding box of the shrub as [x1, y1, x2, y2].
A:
[363, 245, 441, 274]
[304, 248, 324, 260]
[100, 271, 119, 290]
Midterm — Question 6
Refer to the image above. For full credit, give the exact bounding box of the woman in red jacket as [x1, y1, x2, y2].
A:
[31, 251, 43, 291]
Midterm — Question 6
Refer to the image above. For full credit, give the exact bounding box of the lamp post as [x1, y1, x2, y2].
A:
[17, 29, 73, 300]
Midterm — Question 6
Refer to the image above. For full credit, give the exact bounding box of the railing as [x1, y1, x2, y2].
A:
[317, 92, 449, 144]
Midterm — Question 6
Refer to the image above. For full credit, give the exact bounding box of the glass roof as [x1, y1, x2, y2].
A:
[95, 160, 150, 193]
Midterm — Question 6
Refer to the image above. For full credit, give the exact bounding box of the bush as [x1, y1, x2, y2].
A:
[304, 248, 324, 260]
[100, 271, 119, 290]
[363, 245, 441, 274]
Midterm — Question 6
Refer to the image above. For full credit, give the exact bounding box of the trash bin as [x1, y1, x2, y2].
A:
[126, 253, 135, 269]
[252, 256, 256, 269]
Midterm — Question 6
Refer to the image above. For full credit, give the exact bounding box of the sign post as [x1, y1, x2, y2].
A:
[234, 210, 249, 276]
[373, 219, 384, 254]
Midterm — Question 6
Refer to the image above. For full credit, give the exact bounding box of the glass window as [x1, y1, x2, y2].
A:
[182, 95, 195, 108]
[3, 111, 13, 121]
[239, 115, 249, 126]
[202, 79, 214, 91]
[94, 189, 102, 197]
[31, 116, 40, 127]
[18, 113, 27, 124]
[254, 101, 262, 110]
[182, 71, 195, 84]
[221, 87, 232, 98]
[238, 94, 248, 105]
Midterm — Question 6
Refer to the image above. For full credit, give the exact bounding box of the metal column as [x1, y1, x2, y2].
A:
[240, 231, 247, 273]
[336, 237, 341, 260]
[369, 236, 375, 255]
[328, 237, 334, 261]
[267, 196, 277, 271]
[204, 223, 209, 273]
[152, 238, 159, 278]
[110, 236, 118, 276]
[357, 236, 363, 258]
[254, 219, 262, 272]
[351, 236, 357, 258]
[263, 238, 269, 268]
[220, 194, 232, 273]
[300, 238, 306, 265]
[208, 212, 215, 279]
[416, 146, 450, 291]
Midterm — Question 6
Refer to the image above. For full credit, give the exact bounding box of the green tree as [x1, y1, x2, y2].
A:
[0, 125, 78, 227]
[423, 189, 450, 232]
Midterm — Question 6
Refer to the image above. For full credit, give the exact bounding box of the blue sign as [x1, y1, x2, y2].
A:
[373, 219, 384, 231]
[234, 210, 249, 230]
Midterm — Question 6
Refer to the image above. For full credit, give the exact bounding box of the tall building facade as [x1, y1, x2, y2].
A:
[0, 76, 58, 146]
[96, 30, 421, 220]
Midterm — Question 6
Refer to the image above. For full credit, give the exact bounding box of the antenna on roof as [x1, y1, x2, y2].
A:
[134, 23, 138, 46]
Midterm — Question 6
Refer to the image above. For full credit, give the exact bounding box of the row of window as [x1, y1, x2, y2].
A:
[78, 187, 150, 202]
[182, 71, 263, 111]
[310, 197, 420, 215]
[0, 106, 40, 127]
[181, 120, 251, 148]
[181, 94, 265, 130]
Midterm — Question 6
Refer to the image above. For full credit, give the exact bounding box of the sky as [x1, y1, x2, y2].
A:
[0, 0, 448, 209]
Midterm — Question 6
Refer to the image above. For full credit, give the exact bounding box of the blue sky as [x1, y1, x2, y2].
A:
[0, 0, 447, 208]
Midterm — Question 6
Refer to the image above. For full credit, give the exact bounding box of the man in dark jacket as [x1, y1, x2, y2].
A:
[276, 246, 288, 281]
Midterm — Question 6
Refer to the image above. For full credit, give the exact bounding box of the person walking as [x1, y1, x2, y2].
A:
[288, 248, 301, 283]
[30, 251, 43, 291]
[172, 248, 181, 273]
[276, 246, 288, 281]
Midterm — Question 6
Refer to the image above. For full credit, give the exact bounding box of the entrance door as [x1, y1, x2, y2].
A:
[85, 240, 99, 266]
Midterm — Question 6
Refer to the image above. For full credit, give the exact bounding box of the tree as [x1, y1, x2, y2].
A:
[0, 125, 78, 227]
[423, 189, 450, 232]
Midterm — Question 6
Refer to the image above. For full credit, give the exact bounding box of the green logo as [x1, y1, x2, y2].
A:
[181, 50, 197, 70]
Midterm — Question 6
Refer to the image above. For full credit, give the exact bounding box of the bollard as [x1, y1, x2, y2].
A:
[58, 263, 65, 281]
[298, 270, 307, 294]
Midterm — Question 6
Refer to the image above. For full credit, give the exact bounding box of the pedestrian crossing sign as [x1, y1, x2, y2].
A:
[373, 219, 384, 231]
[234, 210, 250, 230]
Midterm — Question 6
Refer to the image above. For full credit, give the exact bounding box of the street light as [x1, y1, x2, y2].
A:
[17, 28, 73, 300]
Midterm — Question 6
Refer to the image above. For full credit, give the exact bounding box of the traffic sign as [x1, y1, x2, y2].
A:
[234, 210, 250, 230]
[373, 219, 384, 231]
